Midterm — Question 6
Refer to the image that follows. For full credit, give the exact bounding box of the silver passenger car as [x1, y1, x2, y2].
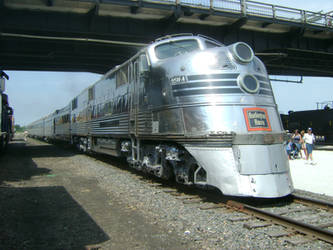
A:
[28, 34, 293, 198]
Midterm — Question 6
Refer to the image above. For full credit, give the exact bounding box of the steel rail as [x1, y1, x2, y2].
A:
[226, 200, 333, 244]
[292, 194, 333, 213]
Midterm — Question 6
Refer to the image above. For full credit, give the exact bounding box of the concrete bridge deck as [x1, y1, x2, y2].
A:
[1, 0, 333, 75]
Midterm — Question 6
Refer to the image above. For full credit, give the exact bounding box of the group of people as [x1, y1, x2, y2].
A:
[286, 128, 316, 164]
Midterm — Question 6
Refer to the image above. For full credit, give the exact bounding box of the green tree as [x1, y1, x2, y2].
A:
[14, 124, 25, 132]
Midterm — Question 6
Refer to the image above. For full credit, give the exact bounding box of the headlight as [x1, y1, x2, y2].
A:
[230, 42, 254, 63]
[238, 74, 259, 93]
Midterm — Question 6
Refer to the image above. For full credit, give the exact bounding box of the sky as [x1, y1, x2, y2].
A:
[6, 71, 101, 126]
[4, 0, 333, 126]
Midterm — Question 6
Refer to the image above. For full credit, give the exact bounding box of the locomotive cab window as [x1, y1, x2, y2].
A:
[88, 87, 94, 101]
[116, 65, 128, 88]
[72, 98, 77, 110]
[205, 40, 222, 49]
[139, 54, 149, 73]
[129, 63, 133, 83]
[61, 114, 70, 123]
[155, 39, 199, 59]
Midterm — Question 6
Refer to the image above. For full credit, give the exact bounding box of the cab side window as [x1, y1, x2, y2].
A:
[205, 40, 221, 48]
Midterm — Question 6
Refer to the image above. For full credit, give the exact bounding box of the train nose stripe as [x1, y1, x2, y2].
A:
[187, 73, 239, 81]
[173, 88, 243, 96]
[171, 80, 238, 90]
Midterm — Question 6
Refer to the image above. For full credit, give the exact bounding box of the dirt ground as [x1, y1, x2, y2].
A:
[0, 134, 195, 250]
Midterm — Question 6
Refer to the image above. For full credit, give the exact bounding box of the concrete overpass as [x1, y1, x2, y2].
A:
[1, 0, 333, 76]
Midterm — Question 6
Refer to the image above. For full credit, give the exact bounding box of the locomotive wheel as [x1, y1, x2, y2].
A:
[173, 156, 198, 184]
[156, 160, 174, 180]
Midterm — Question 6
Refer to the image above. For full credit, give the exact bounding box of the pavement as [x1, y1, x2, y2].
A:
[289, 150, 333, 197]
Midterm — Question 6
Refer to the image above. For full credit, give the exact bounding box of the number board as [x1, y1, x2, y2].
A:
[243, 107, 272, 131]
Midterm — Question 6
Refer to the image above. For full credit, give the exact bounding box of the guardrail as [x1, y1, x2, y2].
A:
[144, 0, 333, 28]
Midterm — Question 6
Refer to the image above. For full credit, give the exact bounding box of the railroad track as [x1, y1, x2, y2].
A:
[147, 181, 333, 246]
[292, 194, 333, 213]
[226, 196, 333, 245]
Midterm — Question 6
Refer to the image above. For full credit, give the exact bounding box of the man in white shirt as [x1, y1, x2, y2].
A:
[303, 128, 315, 164]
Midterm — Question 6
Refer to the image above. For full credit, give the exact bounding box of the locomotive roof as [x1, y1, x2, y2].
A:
[101, 34, 222, 80]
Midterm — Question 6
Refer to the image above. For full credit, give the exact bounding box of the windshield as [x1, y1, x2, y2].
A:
[205, 40, 222, 48]
[154, 39, 200, 59]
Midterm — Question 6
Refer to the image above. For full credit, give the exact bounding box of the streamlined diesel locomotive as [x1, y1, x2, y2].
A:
[27, 34, 293, 198]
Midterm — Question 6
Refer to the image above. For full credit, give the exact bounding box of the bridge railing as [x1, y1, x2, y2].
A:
[143, 0, 333, 28]
[212, 0, 241, 13]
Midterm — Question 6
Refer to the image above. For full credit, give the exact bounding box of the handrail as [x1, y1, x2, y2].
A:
[142, 0, 333, 29]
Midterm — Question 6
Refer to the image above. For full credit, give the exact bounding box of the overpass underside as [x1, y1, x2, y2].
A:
[0, 0, 333, 77]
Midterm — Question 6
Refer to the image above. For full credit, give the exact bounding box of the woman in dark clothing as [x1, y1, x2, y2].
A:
[292, 129, 303, 158]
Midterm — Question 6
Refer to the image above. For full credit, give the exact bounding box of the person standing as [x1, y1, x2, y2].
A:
[292, 129, 302, 158]
[300, 130, 307, 158]
[303, 128, 315, 164]
[286, 139, 294, 160]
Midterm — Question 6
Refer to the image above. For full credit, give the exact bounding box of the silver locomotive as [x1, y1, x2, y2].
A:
[27, 34, 293, 198]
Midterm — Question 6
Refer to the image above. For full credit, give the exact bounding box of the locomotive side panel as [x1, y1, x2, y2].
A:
[44, 115, 53, 139]
[90, 76, 126, 136]
[53, 104, 71, 141]
[130, 53, 154, 136]
[88, 67, 130, 156]
[151, 109, 184, 135]
[71, 88, 90, 137]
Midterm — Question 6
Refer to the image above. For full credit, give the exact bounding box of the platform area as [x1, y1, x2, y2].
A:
[289, 150, 333, 197]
